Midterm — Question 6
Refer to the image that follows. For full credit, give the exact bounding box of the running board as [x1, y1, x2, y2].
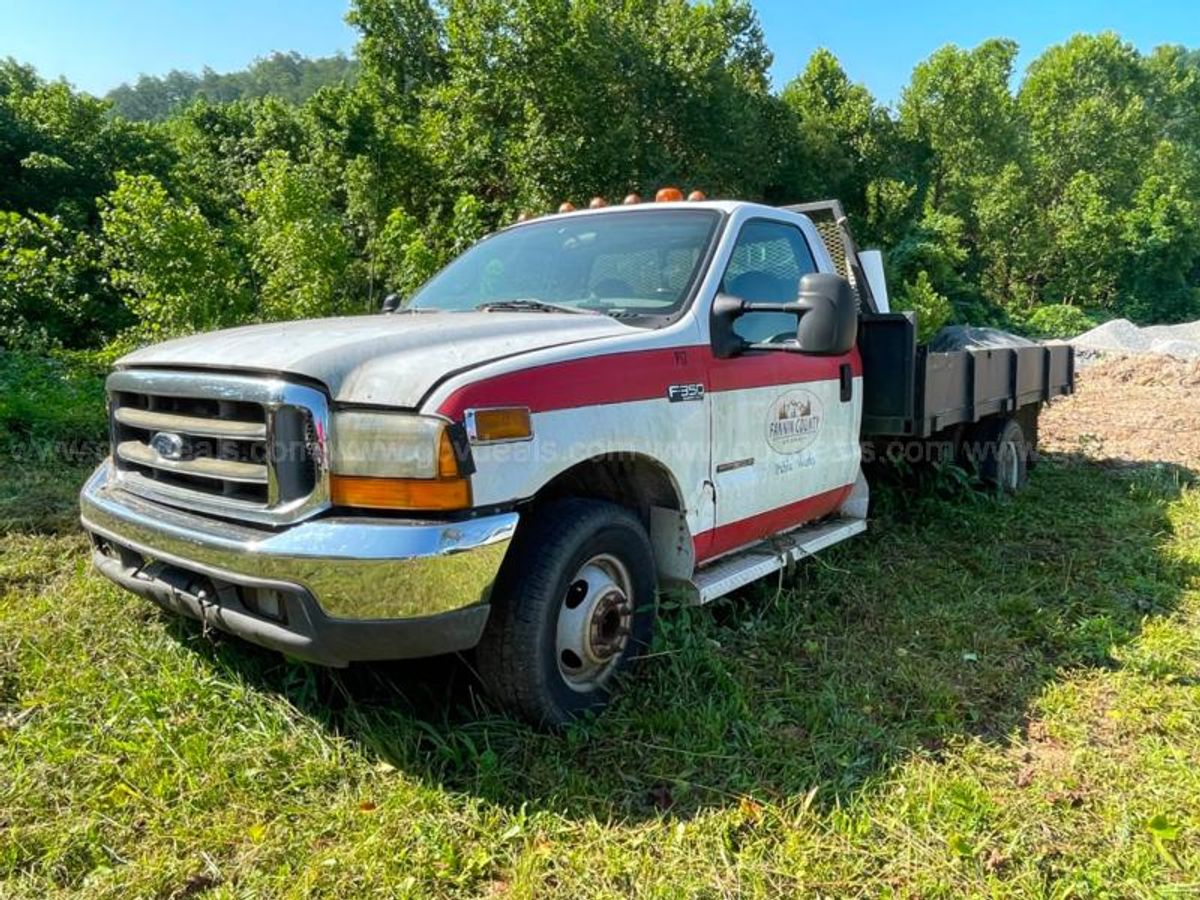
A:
[693, 517, 866, 604]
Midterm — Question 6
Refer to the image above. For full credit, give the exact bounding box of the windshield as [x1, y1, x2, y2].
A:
[406, 209, 721, 321]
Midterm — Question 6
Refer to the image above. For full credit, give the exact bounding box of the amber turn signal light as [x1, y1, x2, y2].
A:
[330, 474, 471, 511]
[468, 407, 532, 443]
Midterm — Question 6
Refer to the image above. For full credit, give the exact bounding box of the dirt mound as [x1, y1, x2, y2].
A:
[1083, 353, 1200, 388]
[1040, 353, 1200, 467]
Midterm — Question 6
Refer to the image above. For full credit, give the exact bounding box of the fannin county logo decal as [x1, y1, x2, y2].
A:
[766, 390, 823, 454]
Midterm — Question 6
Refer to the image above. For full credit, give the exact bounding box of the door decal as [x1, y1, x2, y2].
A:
[765, 389, 823, 454]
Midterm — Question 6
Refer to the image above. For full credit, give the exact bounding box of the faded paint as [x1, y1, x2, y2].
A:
[119, 312, 635, 409]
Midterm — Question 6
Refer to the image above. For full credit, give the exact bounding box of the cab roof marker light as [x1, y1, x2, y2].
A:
[623, 193, 642, 204]
[655, 187, 684, 202]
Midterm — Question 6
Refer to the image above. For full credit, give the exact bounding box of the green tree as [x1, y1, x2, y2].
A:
[100, 172, 251, 337]
[105, 53, 360, 122]
[0, 211, 118, 348]
[368, 207, 440, 298]
[779, 49, 890, 218]
[244, 150, 357, 320]
[414, 0, 778, 215]
[894, 40, 1027, 314]
[1120, 140, 1200, 322]
[347, 0, 446, 115]
[1019, 33, 1151, 200]
[900, 40, 1022, 216]
[1, 58, 170, 226]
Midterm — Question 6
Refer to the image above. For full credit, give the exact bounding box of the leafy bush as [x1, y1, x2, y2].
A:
[245, 151, 358, 321]
[100, 173, 252, 339]
[0, 351, 107, 458]
[1025, 304, 1098, 339]
[369, 208, 440, 299]
[0, 211, 125, 350]
[894, 270, 953, 343]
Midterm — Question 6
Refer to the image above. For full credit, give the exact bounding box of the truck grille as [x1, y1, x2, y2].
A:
[107, 370, 330, 525]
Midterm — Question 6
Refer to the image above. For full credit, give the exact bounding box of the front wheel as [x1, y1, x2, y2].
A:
[475, 498, 657, 726]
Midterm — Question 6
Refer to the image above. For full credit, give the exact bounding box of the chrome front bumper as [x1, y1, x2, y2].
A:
[79, 461, 518, 665]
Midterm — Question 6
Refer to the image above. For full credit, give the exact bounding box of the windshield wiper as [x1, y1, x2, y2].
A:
[475, 299, 591, 314]
[603, 309, 657, 320]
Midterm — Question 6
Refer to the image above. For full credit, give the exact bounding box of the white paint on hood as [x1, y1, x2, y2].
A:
[117, 311, 636, 408]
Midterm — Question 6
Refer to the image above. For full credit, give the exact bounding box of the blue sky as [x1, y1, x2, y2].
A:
[2, 0, 1197, 104]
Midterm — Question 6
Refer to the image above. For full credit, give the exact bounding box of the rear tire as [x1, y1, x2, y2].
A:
[968, 415, 1029, 492]
[476, 498, 657, 727]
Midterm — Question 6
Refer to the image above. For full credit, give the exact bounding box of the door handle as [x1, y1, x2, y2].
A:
[839, 363, 852, 402]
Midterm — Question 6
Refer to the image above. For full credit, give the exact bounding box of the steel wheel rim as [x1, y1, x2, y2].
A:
[555, 553, 634, 692]
[999, 437, 1020, 489]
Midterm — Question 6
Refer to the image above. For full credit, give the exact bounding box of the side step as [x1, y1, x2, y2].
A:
[693, 516, 866, 604]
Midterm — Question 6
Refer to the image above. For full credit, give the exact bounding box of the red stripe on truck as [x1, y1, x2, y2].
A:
[694, 483, 853, 563]
[437, 345, 861, 417]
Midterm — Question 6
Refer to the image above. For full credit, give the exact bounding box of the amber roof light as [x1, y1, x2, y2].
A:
[655, 186, 684, 202]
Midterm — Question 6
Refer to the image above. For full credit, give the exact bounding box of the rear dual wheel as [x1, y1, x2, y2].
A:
[968, 415, 1030, 492]
[475, 498, 657, 727]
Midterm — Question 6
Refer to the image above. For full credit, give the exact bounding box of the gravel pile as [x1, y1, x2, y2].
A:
[1072, 318, 1200, 359]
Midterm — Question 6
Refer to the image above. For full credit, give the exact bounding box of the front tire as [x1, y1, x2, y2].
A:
[476, 498, 657, 727]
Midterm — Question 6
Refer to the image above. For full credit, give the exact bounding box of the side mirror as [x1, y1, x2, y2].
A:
[795, 273, 857, 355]
[710, 293, 749, 359]
[381, 293, 402, 313]
[709, 273, 857, 358]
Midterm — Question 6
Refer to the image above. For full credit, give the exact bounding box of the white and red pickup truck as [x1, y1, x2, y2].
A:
[80, 196, 1073, 725]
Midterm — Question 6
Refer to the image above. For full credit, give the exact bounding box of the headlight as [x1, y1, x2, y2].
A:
[329, 412, 470, 511]
[331, 412, 449, 478]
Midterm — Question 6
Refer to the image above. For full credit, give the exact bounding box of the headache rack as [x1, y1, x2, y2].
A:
[781, 199, 880, 315]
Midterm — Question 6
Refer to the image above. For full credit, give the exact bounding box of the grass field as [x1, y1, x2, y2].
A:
[2, 412, 1199, 896]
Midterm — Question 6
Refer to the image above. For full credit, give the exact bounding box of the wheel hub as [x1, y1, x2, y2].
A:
[587, 591, 631, 661]
[555, 554, 633, 690]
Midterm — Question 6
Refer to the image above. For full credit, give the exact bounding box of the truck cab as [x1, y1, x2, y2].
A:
[80, 197, 1068, 725]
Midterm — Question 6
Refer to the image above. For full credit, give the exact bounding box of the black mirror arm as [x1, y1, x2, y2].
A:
[732, 299, 812, 316]
[711, 293, 816, 358]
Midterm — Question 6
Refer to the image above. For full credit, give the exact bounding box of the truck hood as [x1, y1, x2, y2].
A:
[118, 312, 635, 408]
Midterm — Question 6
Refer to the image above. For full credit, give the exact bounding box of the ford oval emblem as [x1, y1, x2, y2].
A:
[150, 431, 185, 461]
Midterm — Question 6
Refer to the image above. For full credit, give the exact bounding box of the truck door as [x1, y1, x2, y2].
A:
[704, 217, 862, 560]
